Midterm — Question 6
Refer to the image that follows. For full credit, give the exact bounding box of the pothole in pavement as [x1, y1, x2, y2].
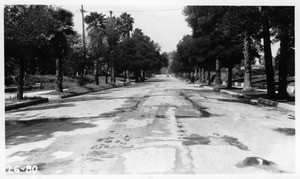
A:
[155, 115, 166, 118]
[181, 134, 210, 145]
[288, 115, 295, 120]
[236, 157, 282, 173]
[180, 133, 250, 151]
[86, 150, 115, 161]
[273, 128, 295, 136]
[179, 92, 210, 118]
[86, 130, 137, 162]
[175, 115, 200, 118]
[98, 96, 147, 118]
[221, 135, 249, 151]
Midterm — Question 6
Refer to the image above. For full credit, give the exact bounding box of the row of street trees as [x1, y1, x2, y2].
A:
[5, 5, 168, 100]
[5, 5, 75, 99]
[170, 6, 294, 99]
[84, 11, 168, 84]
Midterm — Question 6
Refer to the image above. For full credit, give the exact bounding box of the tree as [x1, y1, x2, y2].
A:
[4, 5, 55, 99]
[85, 12, 106, 85]
[48, 8, 75, 92]
[271, 7, 294, 98]
[183, 6, 229, 87]
[260, 6, 276, 98]
[221, 6, 261, 91]
[118, 12, 134, 40]
[64, 32, 84, 77]
[118, 12, 134, 82]
[114, 28, 167, 82]
[105, 12, 120, 83]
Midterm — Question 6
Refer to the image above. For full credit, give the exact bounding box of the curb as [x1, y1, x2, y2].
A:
[202, 85, 294, 112]
[5, 98, 49, 111]
[5, 81, 133, 110]
[60, 82, 130, 99]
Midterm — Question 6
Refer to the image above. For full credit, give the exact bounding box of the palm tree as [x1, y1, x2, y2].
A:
[105, 12, 120, 83]
[118, 12, 134, 40]
[222, 6, 260, 92]
[118, 12, 134, 82]
[84, 12, 106, 85]
[49, 8, 74, 92]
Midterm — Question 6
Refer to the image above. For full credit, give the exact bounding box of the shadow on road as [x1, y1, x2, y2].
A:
[7, 103, 76, 113]
[5, 117, 98, 151]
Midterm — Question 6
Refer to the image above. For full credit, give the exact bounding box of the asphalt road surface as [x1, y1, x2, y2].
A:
[5, 75, 295, 174]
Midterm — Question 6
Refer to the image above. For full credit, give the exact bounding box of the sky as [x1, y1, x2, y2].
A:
[62, 5, 192, 53]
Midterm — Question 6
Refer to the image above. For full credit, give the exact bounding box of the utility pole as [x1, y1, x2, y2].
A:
[109, 10, 115, 83]
[80, 5, 86, 79]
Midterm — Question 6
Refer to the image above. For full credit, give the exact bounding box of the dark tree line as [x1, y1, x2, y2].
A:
[5, 5, 75, 99]
[84, 11, 168, 84]
[170, 6, 294, 99]
[5, 5, 168, 100]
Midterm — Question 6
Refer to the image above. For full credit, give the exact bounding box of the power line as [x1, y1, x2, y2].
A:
[75, 8, 182, 14]
[113, 8, 182, 12]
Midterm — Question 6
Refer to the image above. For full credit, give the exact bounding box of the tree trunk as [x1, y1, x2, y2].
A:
[142, 70, 146, 82]
[194, 68, 198, 82]
[194, 69, 197, 82]
[105, 63, 109, 84]
[242, 30, 253, 91]
[262, 6, 276, 98]
[191, 71, 195, 83]
[110, 66, 113, 83]
[94, 58, 99, 85]
[207, 70, 211, 85]
[113, 66, 116, 83]
[110, 66, 115, 83]
[134, 70, 139, 82]
[55, 58, 63, 92]
[17, 58, 24, 100]
[126, 70, 130, 82]
[198, 68, 201, 83]
[278, 26, 289, 98]
[214, 58, 222, 86]
[201, 68, 205, 84]
[123, 71, 126, 82]
[227, 66, 232, 89]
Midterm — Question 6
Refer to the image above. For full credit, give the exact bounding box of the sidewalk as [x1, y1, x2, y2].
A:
[201, 85, 295, 112]
[5, 81, 132, 111]
[5, 90, 63, 101]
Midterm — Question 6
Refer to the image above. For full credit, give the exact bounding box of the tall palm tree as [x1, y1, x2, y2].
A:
[118, 12, 134, 82]
[84, 12, 106, 85]
[49, 8, 74, 92]
[105, 12, 120, 83]
[118, 12, 134, 40]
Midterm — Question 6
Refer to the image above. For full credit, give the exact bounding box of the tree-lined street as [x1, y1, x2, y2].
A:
[5, 75, 294, 174]
[4, 4, 295, 176]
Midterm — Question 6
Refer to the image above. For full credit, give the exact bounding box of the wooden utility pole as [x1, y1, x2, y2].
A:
[109, 10, 116, 83]
[80, 5, 86, 78]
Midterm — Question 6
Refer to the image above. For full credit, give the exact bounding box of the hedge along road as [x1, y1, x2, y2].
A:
[5, 75, 295, 174]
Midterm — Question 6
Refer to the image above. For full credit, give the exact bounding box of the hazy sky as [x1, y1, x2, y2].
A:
[62, 5, 192, 53]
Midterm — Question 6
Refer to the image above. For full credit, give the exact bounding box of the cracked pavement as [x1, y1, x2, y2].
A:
[5, 75, 295, 174]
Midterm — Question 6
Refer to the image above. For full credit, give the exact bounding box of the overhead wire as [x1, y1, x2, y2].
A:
[76, 8, 182, 14]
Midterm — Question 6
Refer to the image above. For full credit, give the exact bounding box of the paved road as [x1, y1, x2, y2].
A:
[5, 75, 295, 174]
